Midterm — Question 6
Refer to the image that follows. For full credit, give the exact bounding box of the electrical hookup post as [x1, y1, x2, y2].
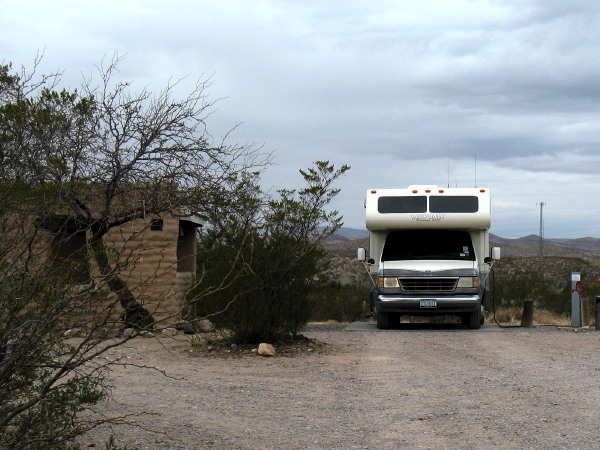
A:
[571, 272, 584, 327]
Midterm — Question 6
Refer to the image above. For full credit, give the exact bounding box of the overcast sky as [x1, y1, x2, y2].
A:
[3, 0, 600, 238]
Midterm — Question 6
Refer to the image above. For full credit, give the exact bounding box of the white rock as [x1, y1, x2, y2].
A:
[258, 343, 276, 357]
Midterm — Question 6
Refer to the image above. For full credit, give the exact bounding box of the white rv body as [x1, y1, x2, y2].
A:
[359, 185, 500, 329]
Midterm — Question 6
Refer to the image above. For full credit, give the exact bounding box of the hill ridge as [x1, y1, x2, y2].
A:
[334, 228, 600, 256]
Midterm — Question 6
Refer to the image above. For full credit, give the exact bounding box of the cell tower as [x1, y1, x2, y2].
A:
[537, 202, 545, 256]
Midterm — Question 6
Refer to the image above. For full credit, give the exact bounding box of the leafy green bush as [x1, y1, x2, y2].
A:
[190, 161, 349, 343]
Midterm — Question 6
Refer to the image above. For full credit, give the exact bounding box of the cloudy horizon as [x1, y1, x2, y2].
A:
[3, 0, 600, 238]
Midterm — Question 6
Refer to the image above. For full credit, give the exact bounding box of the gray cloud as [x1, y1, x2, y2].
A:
[2, 0, 600, 237]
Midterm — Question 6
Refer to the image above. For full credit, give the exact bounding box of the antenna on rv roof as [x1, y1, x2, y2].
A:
[474, 151, 477, 188]
[447, 139, 451, 188]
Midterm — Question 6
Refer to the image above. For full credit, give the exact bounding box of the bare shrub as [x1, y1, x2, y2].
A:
[0, 57, 261, 447]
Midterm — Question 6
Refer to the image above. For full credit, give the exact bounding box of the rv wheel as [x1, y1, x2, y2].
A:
[376, 311, 390, 330]
[467, 308, 482, 330]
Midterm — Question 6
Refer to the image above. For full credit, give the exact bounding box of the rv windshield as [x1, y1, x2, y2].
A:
[381, 230, 476, 261]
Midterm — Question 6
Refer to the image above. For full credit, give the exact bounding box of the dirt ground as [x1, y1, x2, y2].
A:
[84, 323, 600, 449]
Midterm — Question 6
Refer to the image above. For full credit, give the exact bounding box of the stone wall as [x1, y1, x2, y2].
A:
[102, 214, 197, 327]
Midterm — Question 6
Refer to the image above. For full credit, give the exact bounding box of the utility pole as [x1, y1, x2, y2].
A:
[537, 202, 546, 256]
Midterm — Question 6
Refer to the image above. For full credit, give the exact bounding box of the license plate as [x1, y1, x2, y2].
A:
[420, 299, 437, 308]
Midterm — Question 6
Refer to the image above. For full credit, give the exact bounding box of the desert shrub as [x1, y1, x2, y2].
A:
[310, 282, 368, 323]
[493, 271, 555, 308]
[0, 234, 116, 449]
[193, 229, 325, 343]
[0, 57, 262, 448]
[492, 270, 572, 315]
[190, 161, 349, 344]
[491, 258, 600, 317]
[490, 259, 600, 324]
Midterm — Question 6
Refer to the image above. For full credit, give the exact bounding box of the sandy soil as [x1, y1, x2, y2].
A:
[83, 323, 600, 449]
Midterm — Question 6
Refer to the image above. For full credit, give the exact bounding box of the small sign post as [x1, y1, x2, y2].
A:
[571, 272, 582, 327]
[596, 296, 600, 331]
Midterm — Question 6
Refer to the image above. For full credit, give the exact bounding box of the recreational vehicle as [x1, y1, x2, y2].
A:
[357, 186, 501, 329]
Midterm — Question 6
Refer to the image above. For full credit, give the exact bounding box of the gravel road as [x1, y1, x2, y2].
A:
[85, 323, 600, 449]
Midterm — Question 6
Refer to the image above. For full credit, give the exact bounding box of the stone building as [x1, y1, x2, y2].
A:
[48, 211, 204, 328]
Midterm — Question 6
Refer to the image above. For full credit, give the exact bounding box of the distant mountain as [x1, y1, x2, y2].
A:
[327, 229, 600, 259]
[335, 227, 368, 240]
[489, 234, 600, 257]
[322, 231, 600, 286]
[328, 229, 600, 255]
[553, 237, 600, 252]
[489, 234, 541, 248]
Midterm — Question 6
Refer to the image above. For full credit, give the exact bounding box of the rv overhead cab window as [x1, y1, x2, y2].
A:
[378, 196, 427, 214]
[381, 230, 476, 261]
[429, 196, 479, 213]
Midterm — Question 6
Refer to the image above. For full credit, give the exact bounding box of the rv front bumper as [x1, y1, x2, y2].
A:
[376, 294, 480, 314]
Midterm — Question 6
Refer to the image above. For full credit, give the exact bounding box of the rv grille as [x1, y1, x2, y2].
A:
[400, 278, 458, 292]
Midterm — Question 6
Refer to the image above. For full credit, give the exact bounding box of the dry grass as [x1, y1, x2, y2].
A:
[306, 320, 346, 325]
[488, 307, 573, 326]
[534, 309, 572, 326]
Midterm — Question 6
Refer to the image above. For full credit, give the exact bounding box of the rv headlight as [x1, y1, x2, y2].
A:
[378, 277, 400, 288]
[457, 277, 480, 288]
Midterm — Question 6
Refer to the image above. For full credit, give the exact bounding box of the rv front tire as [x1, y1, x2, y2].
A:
[376, 311, 390, 330]
[467, 308, 482, 330]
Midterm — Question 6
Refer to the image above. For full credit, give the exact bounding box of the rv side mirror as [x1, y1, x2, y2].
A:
[492, 246, 501, 261]
[357, 248, 366, 262]
[485, 246, 501, 263]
